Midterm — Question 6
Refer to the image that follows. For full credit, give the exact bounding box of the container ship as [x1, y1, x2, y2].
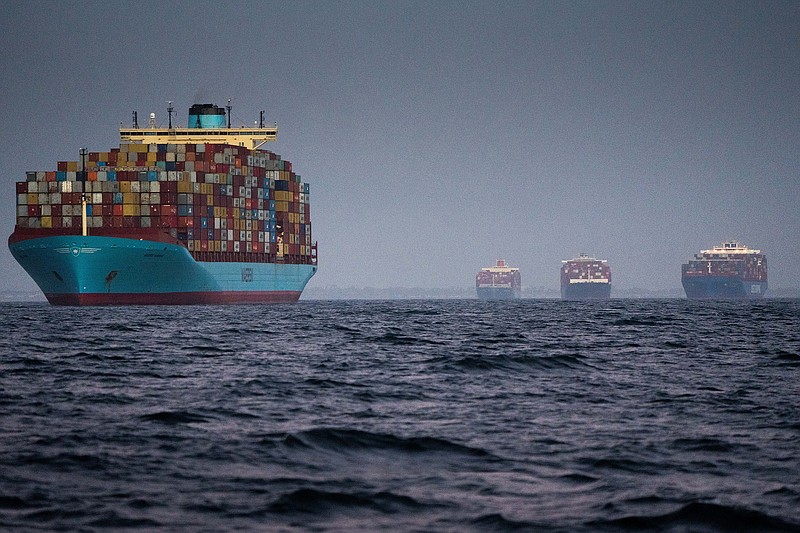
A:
[8, 102, 317, 305]
[560, 253, 611, 299]
[476, 259, 521, 299]
[681, 241, 767, 299]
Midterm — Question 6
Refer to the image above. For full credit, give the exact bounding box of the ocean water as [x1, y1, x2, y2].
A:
[1, 299, 799, 532]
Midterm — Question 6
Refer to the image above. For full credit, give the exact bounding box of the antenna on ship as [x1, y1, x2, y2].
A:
[79, 148, 89, 237]
[226, 98, 232, 128]
[167, 101, 174, 129]
[259, 110, 265, 128]
[132, 111, 139, 129]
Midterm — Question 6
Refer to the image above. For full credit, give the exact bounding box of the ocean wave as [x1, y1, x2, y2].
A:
[278, 428, 493, 458]
[139, 410, 212, 425]
[267, 488, 428, 515]
[592, 501, 800, 532]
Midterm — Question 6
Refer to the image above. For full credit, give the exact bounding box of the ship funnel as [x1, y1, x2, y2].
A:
[188, 103, 226, 129]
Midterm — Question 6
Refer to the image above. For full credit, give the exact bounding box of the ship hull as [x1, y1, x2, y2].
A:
[561, 282, 611, 300]
[682, 275, 766, 299]
[476, 286, 521, 300]
[9, 234, 316, 306]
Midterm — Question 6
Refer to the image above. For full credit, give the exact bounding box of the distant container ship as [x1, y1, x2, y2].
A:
[8, 101, 317, 305]
[681, 241, 767, 299]
[560, 253, 611, 299]
[476, 259, 521, 299]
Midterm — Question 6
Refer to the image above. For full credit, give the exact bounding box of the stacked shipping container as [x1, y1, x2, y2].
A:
[15, 142, 315, 266]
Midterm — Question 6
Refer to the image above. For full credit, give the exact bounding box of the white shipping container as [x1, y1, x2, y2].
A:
[17, 206, 27, 217]
[150, 181, 160, 193]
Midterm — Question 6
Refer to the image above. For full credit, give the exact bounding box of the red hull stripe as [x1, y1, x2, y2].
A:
[45, 291, 302, 306]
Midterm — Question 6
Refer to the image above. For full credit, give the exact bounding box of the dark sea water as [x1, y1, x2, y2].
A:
[1, 299, 799, 532]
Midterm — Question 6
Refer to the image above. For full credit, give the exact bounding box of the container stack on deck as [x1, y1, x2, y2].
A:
[15, 142, 314, 265]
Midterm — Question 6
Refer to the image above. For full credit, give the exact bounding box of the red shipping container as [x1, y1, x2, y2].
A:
[112, 217, 123, 228]
[27, 205, 40, 216]
[102, 204, 113, 216]
[113, 204, 123, 216]
[46, 172, 56, 182]
[16, 183, 26, 194]
[102, 192, 112, 204]
[52, 216, 63, 228]
[57, 161, 68, 171]
[51, 205, 61, 216]
[122, 216, 139, 228]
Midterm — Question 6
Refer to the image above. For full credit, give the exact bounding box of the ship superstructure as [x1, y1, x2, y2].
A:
[560, 253, 611, 299]
[9, 102, 317, 305]
[681, 241, 767, 299]
[476, 259, 521, 300]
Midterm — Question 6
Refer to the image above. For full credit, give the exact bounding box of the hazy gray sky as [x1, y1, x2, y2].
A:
[1, 0, 798, 292]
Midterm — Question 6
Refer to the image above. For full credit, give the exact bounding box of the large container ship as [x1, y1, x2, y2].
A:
[8, 102, 317, 305]
[476, 259, 521, 299]
[681, 241, 767, 299]
[560, 253, 611, 299]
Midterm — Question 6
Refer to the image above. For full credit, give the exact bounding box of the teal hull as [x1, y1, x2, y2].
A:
[9, 235, 316, 305]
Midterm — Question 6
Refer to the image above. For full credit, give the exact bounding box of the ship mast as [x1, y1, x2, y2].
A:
[79, 148, 88, 237]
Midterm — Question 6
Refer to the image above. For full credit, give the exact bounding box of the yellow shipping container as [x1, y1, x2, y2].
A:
[275, 201, 288, 212]
[119, 181, 132, 193]
[147, 152, 157, 163]
[123, 192, 139, 204]
[41, 216, 52, 228]
[123, 205, 140, 216]
[178, 181, 192, 193]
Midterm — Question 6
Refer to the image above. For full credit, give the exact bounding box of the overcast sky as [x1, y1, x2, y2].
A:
[1, 0, 798, 293]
